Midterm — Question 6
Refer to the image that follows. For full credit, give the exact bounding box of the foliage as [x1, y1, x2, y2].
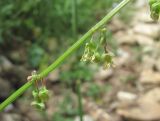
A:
[81, 28, 114, 69]
[118, 1, 136, 23]
[58, 91, 78, 116]
[0, 0, 119, 44]
[28, 44, 45, 68]
[60, 62, 94, 86]
[149, 0, 160, 21]
[52, 112, 74, 121]
[86, 83, 112, 99]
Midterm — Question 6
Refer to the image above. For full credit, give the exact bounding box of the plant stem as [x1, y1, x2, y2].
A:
[77, 80, 83, 121]
[72, 0, 83, 120]
[0, 0, 132, 111]
[72, 0, 78, 40]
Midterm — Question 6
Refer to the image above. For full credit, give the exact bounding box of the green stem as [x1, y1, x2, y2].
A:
[0, 0, 131, 111]
[72, 1, 83, 120]
[72, 0, 78, 40]
[77, 80, 83, 121]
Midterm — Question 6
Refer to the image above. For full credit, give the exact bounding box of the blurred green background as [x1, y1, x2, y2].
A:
[0, 0, 120, 67]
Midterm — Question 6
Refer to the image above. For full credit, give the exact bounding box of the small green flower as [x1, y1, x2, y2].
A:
[31, 86, 49, 110]
[101, 53, 114, 69]
[31, 101, 45, 110]
[39, 87, 49, 102]
[81, 28, 114, 69]
[100, 28, 107, 44]
[32, 89, 40, 101]
[30, 70, 49, 110]
[91, 52, 101, 63]
[81, 43, 91, 61]
[81, 42, 96, 62]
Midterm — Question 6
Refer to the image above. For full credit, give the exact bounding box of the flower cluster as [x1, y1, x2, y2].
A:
[29, 71, 49, 110]
[149, 0, 160, 21]
[31, 86, 49, 110]
[81, 28, 114, 69]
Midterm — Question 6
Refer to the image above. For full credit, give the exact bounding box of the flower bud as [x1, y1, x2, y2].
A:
[39, 87, 49, 102]
[91, 52, 101, 63]
[32, 90, 39, 101]
[31, 101, 45, 110]
[101, 53, 114, 69]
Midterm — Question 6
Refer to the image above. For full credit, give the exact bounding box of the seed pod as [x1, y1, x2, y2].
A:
[88, 41, 96, 50]
[31, 101, 45, 110]
[100, 28, 107, 44]
[32, 90, 39, 101]
[101, 53, 114, 69]
[39, 87, 49, 102]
